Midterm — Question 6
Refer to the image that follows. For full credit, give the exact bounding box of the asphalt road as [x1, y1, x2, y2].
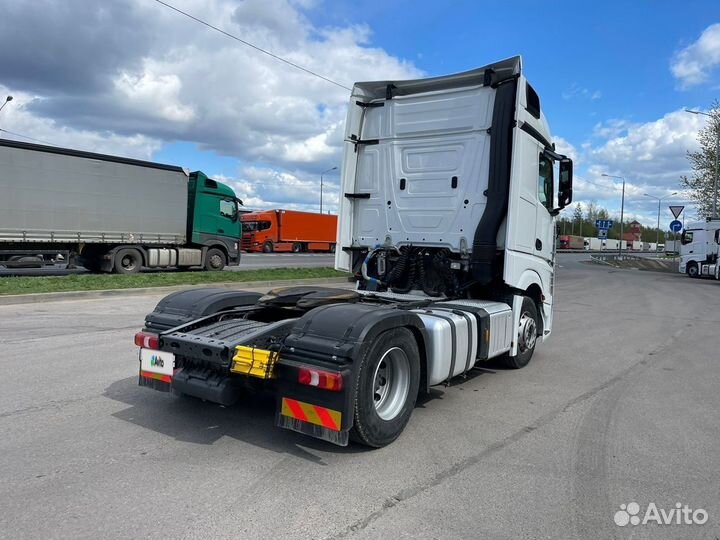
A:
[1, 253, 718, 539]
[0, 252, 336, 276]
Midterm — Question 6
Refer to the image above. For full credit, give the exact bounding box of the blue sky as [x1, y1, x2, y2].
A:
[2, 0, 720, 225]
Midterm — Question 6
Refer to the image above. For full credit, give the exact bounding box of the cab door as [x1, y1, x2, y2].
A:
[193, 194, 239, 240]
[535, 151, 555, 263]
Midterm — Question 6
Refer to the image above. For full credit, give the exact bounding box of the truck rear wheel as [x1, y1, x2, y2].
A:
[292, 242, 304, 253]
[350, 328, 420, 448]
[263, 241, 274, 253]
[687, 262, 699, 278]
[499, 296, 538, 369]
[204, 248, 226, 271]
[114, 248, 142, 274]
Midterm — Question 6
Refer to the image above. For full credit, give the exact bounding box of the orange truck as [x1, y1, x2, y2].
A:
[241, 209, 338, 253]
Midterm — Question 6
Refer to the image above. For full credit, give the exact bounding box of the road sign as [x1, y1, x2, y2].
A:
[669, 205, 684, 219]
[669, 219, 682, 232]
[595, 219, 614, 229]
[598, 229, 608, 239]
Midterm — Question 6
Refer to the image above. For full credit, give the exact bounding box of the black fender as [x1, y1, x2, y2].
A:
[280, 303, 428, 431]
[143, 288, 263, 332]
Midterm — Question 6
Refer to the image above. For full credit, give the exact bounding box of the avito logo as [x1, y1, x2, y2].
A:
[150, 355, 164, 368]
[614, 502, 708, 526]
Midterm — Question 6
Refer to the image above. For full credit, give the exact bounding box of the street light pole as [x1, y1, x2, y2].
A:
[602, 173, 626, 255]
[319, 166, 337, 214]
[0, 96, 13, 125]
[685, 109, 719, 219]
[644, 192, 677, 250]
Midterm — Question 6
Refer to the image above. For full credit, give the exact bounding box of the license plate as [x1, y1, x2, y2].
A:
[140, 348, 175, 377]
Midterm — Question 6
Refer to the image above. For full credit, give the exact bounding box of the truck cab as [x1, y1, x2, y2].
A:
[187, 171, 243, 267]
[241, 210, 278, 252]
[336, 56, 572, 337]
[679, 220, 720, 277]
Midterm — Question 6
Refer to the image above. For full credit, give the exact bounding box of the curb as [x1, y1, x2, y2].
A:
[0, 276, 354, 306]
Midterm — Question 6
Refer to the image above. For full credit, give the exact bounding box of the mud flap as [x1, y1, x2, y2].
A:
[277, 413, 350, 446]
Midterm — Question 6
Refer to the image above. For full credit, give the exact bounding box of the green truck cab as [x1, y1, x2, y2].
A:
[188, 171, 243, 269]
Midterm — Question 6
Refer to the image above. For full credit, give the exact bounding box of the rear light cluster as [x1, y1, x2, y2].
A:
[298, 367, 343, 391]
[134, 331, 159, 349]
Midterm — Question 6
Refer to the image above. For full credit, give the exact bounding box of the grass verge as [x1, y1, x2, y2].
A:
[0, 267, 349, 296]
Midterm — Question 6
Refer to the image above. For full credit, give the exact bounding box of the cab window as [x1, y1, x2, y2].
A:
[681, 231, 694, 245]
[219, 199, 236, 219]
[538, 153, 553, 211]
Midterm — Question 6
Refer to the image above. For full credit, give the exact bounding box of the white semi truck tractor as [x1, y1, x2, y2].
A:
[679, 220, 720, 278]
[132, 56, 574, 447]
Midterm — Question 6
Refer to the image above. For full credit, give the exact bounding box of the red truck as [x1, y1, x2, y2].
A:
[241, 209, 337, 253]
[557, 234, 584, 250]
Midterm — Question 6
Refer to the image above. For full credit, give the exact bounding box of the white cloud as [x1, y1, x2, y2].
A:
[553, 136, 578, 165]
[0, 0, 422, 206]
[591, 118, 633, 139]
[561, 83, 602, 101]
[588, 109, 702, 183]
[671, 23, 720, 88]
[223, 165, 340, 212]
[0, 87, 161, 159]
[560, 108, 704, 226]
[114, 63, 195, 123]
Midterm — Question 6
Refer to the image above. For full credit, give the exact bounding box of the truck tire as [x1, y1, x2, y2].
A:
[204, 248, 226, 271]
[114, 248, 142, 274]
[330, 244, 336, 253]
[350, 327, 420, 448]
[499, 296, 538, 369]
[263, 241, 274, 253]
[292, 242, 303, 253]
[686, 262, 699, 278]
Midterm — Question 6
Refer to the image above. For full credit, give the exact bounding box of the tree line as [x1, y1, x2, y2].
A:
[556, 201, 672, 242]
[681, 100, 719, 219]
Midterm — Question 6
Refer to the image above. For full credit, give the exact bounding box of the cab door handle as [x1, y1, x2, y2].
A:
[218, 229, 225, 234]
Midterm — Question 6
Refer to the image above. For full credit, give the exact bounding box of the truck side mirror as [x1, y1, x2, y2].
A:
[557, 159, 573, 209]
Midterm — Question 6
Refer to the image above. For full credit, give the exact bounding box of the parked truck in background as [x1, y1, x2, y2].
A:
[585, 237, 601, 250]
[679, 220, 720, 277]
[597, 239, 626, 250]
[0, 139, 243, 273]
[558, 234, 584, 250]
[133, 56, 573, 447]
[241, 209, 337, 253]
[665, 239, 680, 254]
